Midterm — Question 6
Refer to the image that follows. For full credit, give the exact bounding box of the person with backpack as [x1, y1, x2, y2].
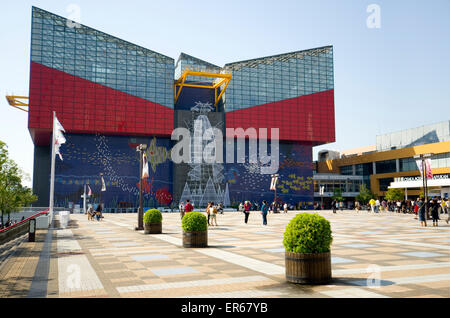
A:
[331, 199, 337, 213]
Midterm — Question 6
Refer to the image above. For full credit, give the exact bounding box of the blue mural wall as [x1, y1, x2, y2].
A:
[54, 133, 172, 209]
[224, 141, 313, 208]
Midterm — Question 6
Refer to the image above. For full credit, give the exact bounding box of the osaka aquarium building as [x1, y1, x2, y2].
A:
[28, 7, 335, 211]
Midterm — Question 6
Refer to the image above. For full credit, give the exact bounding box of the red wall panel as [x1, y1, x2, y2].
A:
[225, 89, 335, 145]
[28, 62, 173, 146]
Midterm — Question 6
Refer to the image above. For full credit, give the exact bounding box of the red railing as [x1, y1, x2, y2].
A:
[0, 209, 49, 233]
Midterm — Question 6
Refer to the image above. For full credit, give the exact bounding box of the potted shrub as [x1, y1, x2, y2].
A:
[143, 209, 162, 234]
[181, 212, 207, 247]
[283, 213, 333, 284]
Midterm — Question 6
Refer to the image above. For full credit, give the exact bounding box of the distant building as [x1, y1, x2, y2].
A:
[315, 120, 450, 203]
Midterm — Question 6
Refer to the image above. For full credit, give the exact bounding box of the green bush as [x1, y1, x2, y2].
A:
[181, 212, 207, 231]
[143, 209, 162, 223]
[283, 213, 332, 253]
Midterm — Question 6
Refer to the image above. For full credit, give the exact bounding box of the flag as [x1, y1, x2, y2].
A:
[416, 159, 433, 179]
[54, 116, 66, 160]
[142, 152, 149, 179]
[101, 176, 106, 192]
[87, 185, 92, 196]
[424, 159, 433, 179]
[270, 175, 278, 190]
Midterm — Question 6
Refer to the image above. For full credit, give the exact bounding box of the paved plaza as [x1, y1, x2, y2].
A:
[0, 210, 449, 298]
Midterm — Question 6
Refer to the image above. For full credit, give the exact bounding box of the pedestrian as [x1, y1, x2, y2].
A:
[369, 199, 375, 213]
[244, 200, 252, 224]
[95, 204, 102, 221]
[206, 202, 211, 226]
[179, 201, 185, 220]
[418, 198, 427, 227]
[209, 202, 218, 226]
[261, 200, 269, 225]
[332, 199, 337, 213]
[283, 202, 288, 214]
[446, 199, 450, 224]
[414, 199, 419, 215]
[355, 200, 360, 212]
[375, 199, 380, 213]
[184, 200, 194, 214]
[431, 198, 440, 227]
[87, 205, 94, 221]
[440, 199, 446, 215]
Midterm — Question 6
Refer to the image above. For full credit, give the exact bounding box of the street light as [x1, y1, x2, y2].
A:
[413, 153, 434, 219]
[135, 144, 147, 230]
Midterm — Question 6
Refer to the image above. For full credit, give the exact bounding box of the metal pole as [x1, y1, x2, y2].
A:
[83, 184, 87, 214]
[48, 111, 56, 227]
[139, 147, 143, 229]
[99, 173, 103, 209]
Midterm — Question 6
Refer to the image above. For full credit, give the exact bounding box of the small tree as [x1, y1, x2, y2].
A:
[355, 184, 375, 205]
[0, 141, 37, 224]
[384, 188, 404, 202]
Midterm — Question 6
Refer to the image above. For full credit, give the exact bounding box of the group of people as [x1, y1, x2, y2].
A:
[86, 204, 104, 221]
[177, 199, 289, 227]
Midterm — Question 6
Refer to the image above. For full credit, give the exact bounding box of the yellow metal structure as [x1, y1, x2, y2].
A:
[174, 70, 232, 106]
[5, 96, 29, 112]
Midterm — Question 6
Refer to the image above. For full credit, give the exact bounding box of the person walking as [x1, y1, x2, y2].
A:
[440, 199, 446, 215]
[209, 202, 218, 226]
[418, 198, 427, 227]
[95, 203, 103, 221]
[369, 198, 376, 213]
[179, 201, 185, 220]
[243, 201, 252, 224]
[283, 202, 288, 214]
[375, 199, 380, 213]
[184, 200, 194, 215]
[261, 200, 269, 226]
[331, 199, 337, 213]
[431, 198, 440, 227]
[445, 199, 450, 224]
[206, 202, 212, 226]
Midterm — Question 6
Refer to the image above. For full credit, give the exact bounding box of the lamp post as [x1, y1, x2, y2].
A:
[414, 153, 434, 219]
[135, 144, 147, 230]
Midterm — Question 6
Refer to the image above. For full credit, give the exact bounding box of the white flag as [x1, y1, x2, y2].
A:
[101, 176, 106, 192]
[87, 185, 92, 196]
[270, 176, 278, 190]
[142, 152, 149, 179]
[54, 116, 66, 161]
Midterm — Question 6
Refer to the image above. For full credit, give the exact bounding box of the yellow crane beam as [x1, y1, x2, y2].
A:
[174, 70, 232, 106]
[5, 96, 29, 112]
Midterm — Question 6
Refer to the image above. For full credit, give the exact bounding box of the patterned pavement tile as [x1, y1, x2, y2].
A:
[1, 211, 449, 298]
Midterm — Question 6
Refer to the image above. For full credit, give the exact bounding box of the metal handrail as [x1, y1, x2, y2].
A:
[0, 209, 49, 233]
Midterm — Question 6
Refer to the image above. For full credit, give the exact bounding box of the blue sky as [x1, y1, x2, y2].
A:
[0, 0, 449, 187]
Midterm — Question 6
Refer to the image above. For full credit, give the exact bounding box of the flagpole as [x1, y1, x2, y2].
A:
[83, 184, 87, 214]
[49, 111, 56, 226]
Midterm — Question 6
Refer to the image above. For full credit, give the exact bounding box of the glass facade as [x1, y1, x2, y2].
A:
[379, 177, 394, 192]
[223, 47, 334, 111]
[431, 152, 450, 169]
[400, 157, 417, 172]
[340, 165, 353, 175]
[175, 53, 221, 83]
[375, 159, 397, 174]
